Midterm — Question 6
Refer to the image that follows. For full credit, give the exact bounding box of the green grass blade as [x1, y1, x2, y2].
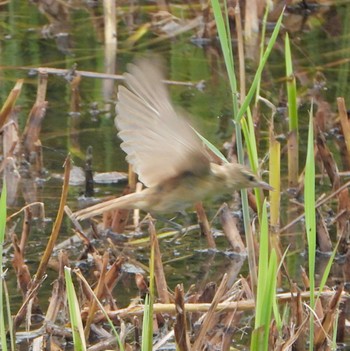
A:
[317, 238, 340, 303]
[304, 104, 316, 350]
[237, 9, 284, 122]
[194, 129, 228, 163]
[141, 295, 151, 351]
[285, 32, 299, 187]
[255, 4, 270, 103]
[74, 269, 124, 350]
[254, 200, 269, 328]
[64, 267, 87, 351]
[241, 111, 264, 216]
[251, 200, 277, 351]
[210, 0, 237, 100]
[141, 226, 155, 351]
[241, 112, 259, 173]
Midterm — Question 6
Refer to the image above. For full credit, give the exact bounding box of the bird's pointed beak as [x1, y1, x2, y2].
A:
[257, 180, 274, 191]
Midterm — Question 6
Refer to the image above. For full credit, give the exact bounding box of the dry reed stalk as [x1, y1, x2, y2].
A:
[105, 257, 125, 292]
[2, 118, 19, 158]
[108, 206, 130, 233]
[149, 220, 171, 304]
[315, 209, 332, 252]
[315, 97, 331, 133]
[13, 274, 46, 330]
[11, 233, 31, 296]
[7, 202, 45, 223]
[20, 207, 31, 253]
[84, 251, 109, 339]
[336, 293, 346, 343]
[195, 202, 215, 249]
[338, 97, 350, 160]
[70, 74, 81, 113]
[336, 127, 350, 170]
[34, 155, 71, 283]
[103, 0, 117, 47]
[220, 203, 246, 254]
[0, 79, 23, 129]
[191, 274, 228, 350]
[133, 316, 141, 349]
[247, 190, 259, 213]
[316, 129, 340, 190]
[35, 71, 48, 104]
[21, 71, 48, 158]
[19, 67, 201, 88]
[45, 251, 69, 322]
[108, 290, 344, 318]
[1, 99, 21, 204]
[314, 285, 343, 347]
[174, 284, 191, 351]
[281, 179, 350, 233]
[135, 272, 149, 297]
[103, 186, 131, 232]
[290, 283, 307, 350]
[33, 140, 44, 175]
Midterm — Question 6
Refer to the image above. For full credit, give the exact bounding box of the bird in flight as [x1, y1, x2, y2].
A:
[73, 59, 272, 221]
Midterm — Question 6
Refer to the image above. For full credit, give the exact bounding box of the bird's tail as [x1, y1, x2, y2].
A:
[72, 192, 145, 221]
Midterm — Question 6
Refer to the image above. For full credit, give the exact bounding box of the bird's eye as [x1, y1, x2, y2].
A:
[247, 174, 255, 182]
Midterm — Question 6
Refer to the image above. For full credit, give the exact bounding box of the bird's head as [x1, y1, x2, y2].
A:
[211, 163, 273, 191]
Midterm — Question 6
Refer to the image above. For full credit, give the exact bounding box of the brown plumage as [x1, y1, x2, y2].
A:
[73, 59, 272, 221]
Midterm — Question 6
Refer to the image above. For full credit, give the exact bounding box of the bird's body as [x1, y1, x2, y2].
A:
[73, 59, 272, 221]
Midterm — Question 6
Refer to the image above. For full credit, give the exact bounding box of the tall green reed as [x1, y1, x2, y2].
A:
[304, 105, 316, 349]
[210, 0, 283, 293]
[251, 200, 278, 350]
[285, 33, 299, 188]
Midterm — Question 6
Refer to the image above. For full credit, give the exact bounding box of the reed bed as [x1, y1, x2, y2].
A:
[0, 1, 348, 351]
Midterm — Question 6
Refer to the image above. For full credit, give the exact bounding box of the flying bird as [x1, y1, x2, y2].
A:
[73, 59, 272, 221]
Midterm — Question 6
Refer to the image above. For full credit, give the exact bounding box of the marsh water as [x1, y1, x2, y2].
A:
[2, 0, 350, 348]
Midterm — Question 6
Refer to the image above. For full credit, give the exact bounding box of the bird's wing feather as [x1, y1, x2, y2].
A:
[116, 59, 210, 187]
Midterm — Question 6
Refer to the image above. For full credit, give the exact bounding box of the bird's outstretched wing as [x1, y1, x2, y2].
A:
[116, 59, 210, 188]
